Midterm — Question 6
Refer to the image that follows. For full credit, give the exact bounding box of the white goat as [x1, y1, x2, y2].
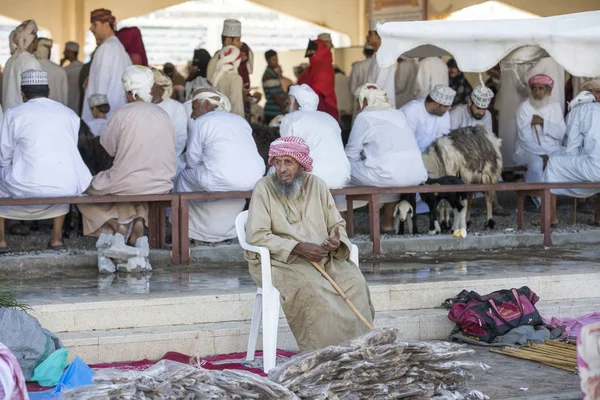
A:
[393, 200, 414, 235]
[422, 125, 503, 229]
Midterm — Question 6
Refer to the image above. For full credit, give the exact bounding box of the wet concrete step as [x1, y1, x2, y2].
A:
[58, 297, 600, 364]
[30, 267, 600, 333]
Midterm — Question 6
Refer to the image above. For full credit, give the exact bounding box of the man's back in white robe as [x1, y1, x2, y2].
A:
[38, 58, 69, 106]
[2, 53, 41, 110]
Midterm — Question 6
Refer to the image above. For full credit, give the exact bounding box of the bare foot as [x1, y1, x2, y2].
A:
[116, 224, 128, 236]
[127, 218, 144, 246]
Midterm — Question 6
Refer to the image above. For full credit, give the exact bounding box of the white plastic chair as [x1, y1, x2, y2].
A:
[235, 210, 359, 373]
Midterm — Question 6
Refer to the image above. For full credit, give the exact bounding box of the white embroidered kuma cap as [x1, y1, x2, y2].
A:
[222, 19, 241, 37]
[88, 93, 109, 108]
[21, 69, 48, 86]
[471, 85, 494, 109]
[430, 84, 456, 106]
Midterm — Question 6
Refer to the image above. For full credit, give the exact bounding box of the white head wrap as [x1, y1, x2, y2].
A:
[21, 69, 48, 86]
[152, 68, 173, 100]
[470, 85, 494, 109]
[192, 90, 232, 113]
[211, 45, 242, 87]
[289, 84, 319, 112]
[317, 33, 331, 42]
[12, 20, 38, 58]
[34, 38, 52, 60]
[581, 79, 600, 92]
[65, 41, 79, 52]
[569, 91, 596, 111]
[222, 19, 241, 37]
[122, 65, 154, 103]
[354, 83, 393, 112]
[430, 85, 456, 106]
[8, 30, 17, 55]
[88, 93, 109, 108]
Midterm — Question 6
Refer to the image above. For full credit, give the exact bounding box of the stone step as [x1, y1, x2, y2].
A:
[60, 297, 600, 364]
[30, 268, 600, 333]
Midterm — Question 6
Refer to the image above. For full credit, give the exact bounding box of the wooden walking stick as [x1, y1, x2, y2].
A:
[308, 260, 374, 330]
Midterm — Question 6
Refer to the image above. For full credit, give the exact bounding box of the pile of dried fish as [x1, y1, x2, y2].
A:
[61, 359, 299, 399]
[269, 328, 490, 399]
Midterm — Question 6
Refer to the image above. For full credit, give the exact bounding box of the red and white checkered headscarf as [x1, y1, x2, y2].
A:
[268, 136, 313, 172]
[529, 74, 554, 88]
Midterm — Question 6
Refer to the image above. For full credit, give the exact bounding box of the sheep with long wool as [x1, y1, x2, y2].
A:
[422, 125, 502, 229]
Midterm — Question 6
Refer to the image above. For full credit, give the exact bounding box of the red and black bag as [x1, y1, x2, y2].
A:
[447, 286, 543, 343]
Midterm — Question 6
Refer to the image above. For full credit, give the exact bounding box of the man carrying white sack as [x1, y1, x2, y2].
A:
[78, 66, 176, 246]
[514, 74, 566, 206]
[245, 136, 374, 351]
[401, 84, 455, 153]
[413, 57, 449, 100]
[0, 70, 92, 252]
[279, 84, 350, 189]
[545, 80, 600, 225]
[34, 38, 68, 106]
[176, 89, 264, 243]
[346, 83, 427, 231]
[2, 20, 41, 110]
[151, 68, 188, 175]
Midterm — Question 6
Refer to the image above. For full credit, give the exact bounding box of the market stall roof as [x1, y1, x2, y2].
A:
[376, 11, 600, 77]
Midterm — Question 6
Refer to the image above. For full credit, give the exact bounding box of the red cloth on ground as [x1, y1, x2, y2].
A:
[116, 27, 148, 66]
[297, 39, 339, 121]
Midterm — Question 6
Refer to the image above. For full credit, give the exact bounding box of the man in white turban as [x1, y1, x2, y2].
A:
[2, 20, 42, 110]
[176, 89, 264, 242]
[450, 85, 494, 132]
[152, 68, 188, 175]
[346, 83, 427, 231]
[207, 19, 242, 78]
[78, 66, 176, 246]
[366, 20, 396, 106]
[0, 70, 92, 252]
[401, 84, 455, 153]
[544, 81, 600, 225]
[34, 38, 69, 106]
[210, 45, 244, 117]
[62, 41, 84, 114]
[318, 32, 333, 49]
[413, 57, 449, 100]
[279, 84, 350, 189]
[82, 8, 132, 122]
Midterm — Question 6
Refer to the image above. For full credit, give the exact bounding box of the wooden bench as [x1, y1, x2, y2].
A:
[0, 193, 181, 264]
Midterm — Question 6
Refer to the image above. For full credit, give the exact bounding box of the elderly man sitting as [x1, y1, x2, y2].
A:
[176, 89, 264, 243]
[78, 66, 176, 246]
[245, 136, 374, 351]
[545, 80, 600, 225]
[279, 84, 350, 189]
[0, 70, 92, 252]
[514, 74, 567, 207]
[400, 84, 456, 152]
[346, 83, 427, 231]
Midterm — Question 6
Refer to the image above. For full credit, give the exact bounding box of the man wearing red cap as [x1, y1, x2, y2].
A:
[514, 73, 566, 207]
[244, 136, 374, 351]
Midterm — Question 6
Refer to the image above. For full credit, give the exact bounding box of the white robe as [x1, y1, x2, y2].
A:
[64, 60, 83, 114]
[2, 53, 41, 110]
[86, 118, 108, 137]
[335, 72, 353, 116]
[413, 57, 449, 100]
[348, 58, 373, 96]
[395, 59, 418, 109]
[38, 59, 68, 106]
[158, 98, 188, 174]
[82, 36, 132, 122]
[544, 103, 600, 198]
[514, 99, 566, 183]
[0, 98, 92, 219]
[279, 110, 350, 189]
[176, 111, 265, 242]
[367, 52, 396, 107]
[450, 104, 493, 132]
[346, 109, 427, 191]
[400, 99, 451, 153]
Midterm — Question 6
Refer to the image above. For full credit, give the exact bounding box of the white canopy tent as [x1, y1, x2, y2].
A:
[376, 11, 600, 77]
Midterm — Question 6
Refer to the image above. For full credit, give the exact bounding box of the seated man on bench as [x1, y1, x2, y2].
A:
[245, 136, 374, 351]
[544, 80, 600, 225]
[0, 69, 92, 252]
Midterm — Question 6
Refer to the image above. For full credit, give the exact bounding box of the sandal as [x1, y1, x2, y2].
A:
[0, 247, 10, 254]
[47, 242, 67, 252]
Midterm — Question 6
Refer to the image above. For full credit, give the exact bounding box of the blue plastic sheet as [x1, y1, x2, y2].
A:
[28, 357, 94, 400]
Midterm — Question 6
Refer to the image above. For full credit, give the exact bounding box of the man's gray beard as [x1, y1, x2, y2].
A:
[529, 95, 550, 111]
[272, 170, 305, 200]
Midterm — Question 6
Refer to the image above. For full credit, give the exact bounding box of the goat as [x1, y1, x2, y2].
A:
[393, 200, 414, 235]
[422, 125, 502, 230]
[437, 199, 452, 233]
[420, 176, 468, 235]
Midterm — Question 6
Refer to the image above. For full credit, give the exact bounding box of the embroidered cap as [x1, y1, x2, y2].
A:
[88, 93, 109, 108]
[470, 85, 494, 109]
[21, 69, 48, 86]
[222, 19, 241, 37]
[430, 84, 456, 107]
